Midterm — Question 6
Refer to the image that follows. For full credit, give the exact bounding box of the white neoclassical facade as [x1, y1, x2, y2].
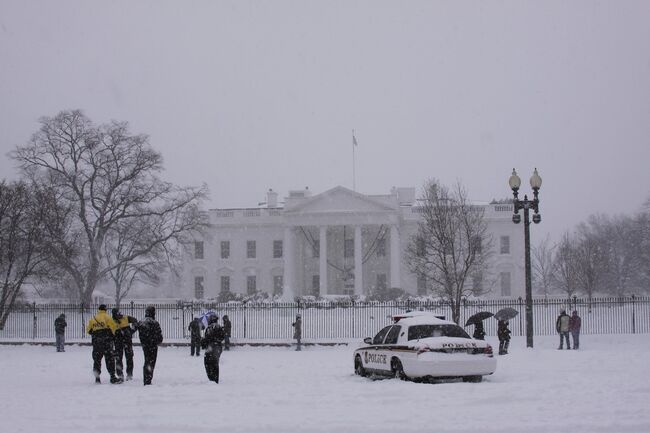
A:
[184, 186, 525, 300]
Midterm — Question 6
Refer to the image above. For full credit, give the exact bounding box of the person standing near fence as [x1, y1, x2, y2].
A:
[112, 308, 138, 381]
[569, 310, 581, 350]
[138, 305, 163, 386]
[188, 317, 204, 356]
[497, 320, 511, 355]
[292, 313, 302, 351]
[54, 313, 67, 352]
[222, 315, 232, 351]
[556, 309, 571, 350]
[472, 321, 485, 340]
[201, 314, 225, 383]
[86, 304, 121, 384]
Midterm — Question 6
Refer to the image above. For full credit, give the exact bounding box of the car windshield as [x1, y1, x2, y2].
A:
[407, 324, 471, 340]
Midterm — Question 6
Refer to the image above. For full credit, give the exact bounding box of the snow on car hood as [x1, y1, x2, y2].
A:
[407, 336, 489, 351]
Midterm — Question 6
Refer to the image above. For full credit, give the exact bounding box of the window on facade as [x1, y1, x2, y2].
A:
[376, 273, 387, 290]
[247, 240, 256, 259]
[472, 236, 482, 254]
[500, 272, 511, 296]
[273, 240, 283, 258]
[500, 236, 510, 254]
[273, 275, 283, 296]
[220, 276, 230, 293]
[472, 273, 483, 294]
[194, 276, 204, 299]
[417, 275, 427, 295]
[312, 275, 320, 292]
[194, 241, 204, 260]
[416, 238, 426, 257]
[344, 239, 354, 258]
[220, 241, 230, 259]
[376, 238, 386, 257]
[247, 275, 257, 295]
[312, 240, 320, 258]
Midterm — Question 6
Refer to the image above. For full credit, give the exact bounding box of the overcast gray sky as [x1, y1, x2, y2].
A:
[1, 0, 649, 244]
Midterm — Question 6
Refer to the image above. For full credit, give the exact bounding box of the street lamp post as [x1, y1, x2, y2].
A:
[508, 168, 542, 348]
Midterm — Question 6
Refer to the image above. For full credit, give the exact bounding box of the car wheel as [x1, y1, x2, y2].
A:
[462, 375, 483, 383]
[391, 358, 407, 381]
[354, 356, 367, 377]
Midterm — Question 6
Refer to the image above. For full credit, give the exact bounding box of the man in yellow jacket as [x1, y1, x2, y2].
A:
[86, 304, 121, 384]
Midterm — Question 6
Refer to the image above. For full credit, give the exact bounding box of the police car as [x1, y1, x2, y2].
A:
[353, 312, 496, 382]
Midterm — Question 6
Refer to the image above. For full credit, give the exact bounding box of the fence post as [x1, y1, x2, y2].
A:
[631, 294, 636, 334]
[32, 302, 37, 339]
[80, 303, 86, 339]
[518, 297, 523, 336]
[243, 301, 247, 339]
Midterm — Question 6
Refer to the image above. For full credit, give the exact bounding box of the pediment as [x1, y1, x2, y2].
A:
[286, 186, 397, 215]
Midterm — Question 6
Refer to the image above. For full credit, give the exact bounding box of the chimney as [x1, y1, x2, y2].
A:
[267, 189, 278, 208]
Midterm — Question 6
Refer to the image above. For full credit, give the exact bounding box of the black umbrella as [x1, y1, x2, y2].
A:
[494, 307, 519, 321]
[465, 311, 494, 326]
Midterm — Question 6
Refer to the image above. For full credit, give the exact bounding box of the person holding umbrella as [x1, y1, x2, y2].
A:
[473, 322, 486, 340]
[497, 320, 511, 355]
[465, 311, 493, 340]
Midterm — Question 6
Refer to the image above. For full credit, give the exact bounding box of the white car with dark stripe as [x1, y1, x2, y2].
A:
[353, 312, 496, 383]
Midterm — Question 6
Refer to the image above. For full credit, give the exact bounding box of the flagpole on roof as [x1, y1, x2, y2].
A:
[352, 129, 357, 192]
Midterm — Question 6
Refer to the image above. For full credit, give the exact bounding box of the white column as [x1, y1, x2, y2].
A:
[390, 224, 401, 288]
[283, 227, 295, 300]
[319, 226, 328, 295]
[354, 225, 363, 296]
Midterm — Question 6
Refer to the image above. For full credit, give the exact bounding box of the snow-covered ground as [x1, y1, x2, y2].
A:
[2, 334, 649, 433]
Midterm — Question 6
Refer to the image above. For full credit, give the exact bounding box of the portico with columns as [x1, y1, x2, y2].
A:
[281, 186, 403, 299]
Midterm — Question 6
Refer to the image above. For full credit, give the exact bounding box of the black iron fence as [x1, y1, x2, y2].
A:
[1, 296, 648, 342]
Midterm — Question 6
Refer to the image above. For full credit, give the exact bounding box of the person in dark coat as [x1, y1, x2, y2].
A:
[54, 313, 67, 352]
[472, 321, 486, 340]
[112, 307, 139, 381]
[201, 315, 225, 383]
[222, 315, 232, 351]
[138, 305, 163, 386]
[86, 304, 120, 384]
[188, 317, 204, 356]
[292, 314, 302, 351]
[569, 310, 582, 350]
[556, 309, 571, 350]
[497, 320, 511, 355]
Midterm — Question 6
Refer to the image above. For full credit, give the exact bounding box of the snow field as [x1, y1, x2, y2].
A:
[1, 334, 650, 433]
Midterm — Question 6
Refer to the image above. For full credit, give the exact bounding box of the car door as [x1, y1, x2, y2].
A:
[362, 325, 393, 373]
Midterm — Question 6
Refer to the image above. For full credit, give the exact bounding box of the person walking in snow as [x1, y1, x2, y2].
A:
[472, 321, 486, 340]
[188, 317, 204, 356]
[112, 307, 138, 381]
[497, 320, 511, 355]
[54, 313, 67, 352]
[86, 304, 120, 384]
[201, 314, 225, 383]
[292, 313, 302, 351]
[138, 305, 163, 386]
[569, 310, 581, 350]
[556, 309, 571, 349]
[222, 314, 232, 351]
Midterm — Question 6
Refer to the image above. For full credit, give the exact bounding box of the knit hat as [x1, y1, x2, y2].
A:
[98, 304, 107, 311]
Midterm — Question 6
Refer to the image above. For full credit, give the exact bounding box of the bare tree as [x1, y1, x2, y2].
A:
[405, 180, 493, 324]
[13, 110, 209, 305]
[552, 232, 579, 298]
[103, 208, 204, 306]
[532, 234, 556, 297]
[572, 221, 608, 305]
[0, 182, 61, 328]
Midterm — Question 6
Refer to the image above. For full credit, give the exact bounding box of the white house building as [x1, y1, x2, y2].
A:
[184, 186, 524, 300]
